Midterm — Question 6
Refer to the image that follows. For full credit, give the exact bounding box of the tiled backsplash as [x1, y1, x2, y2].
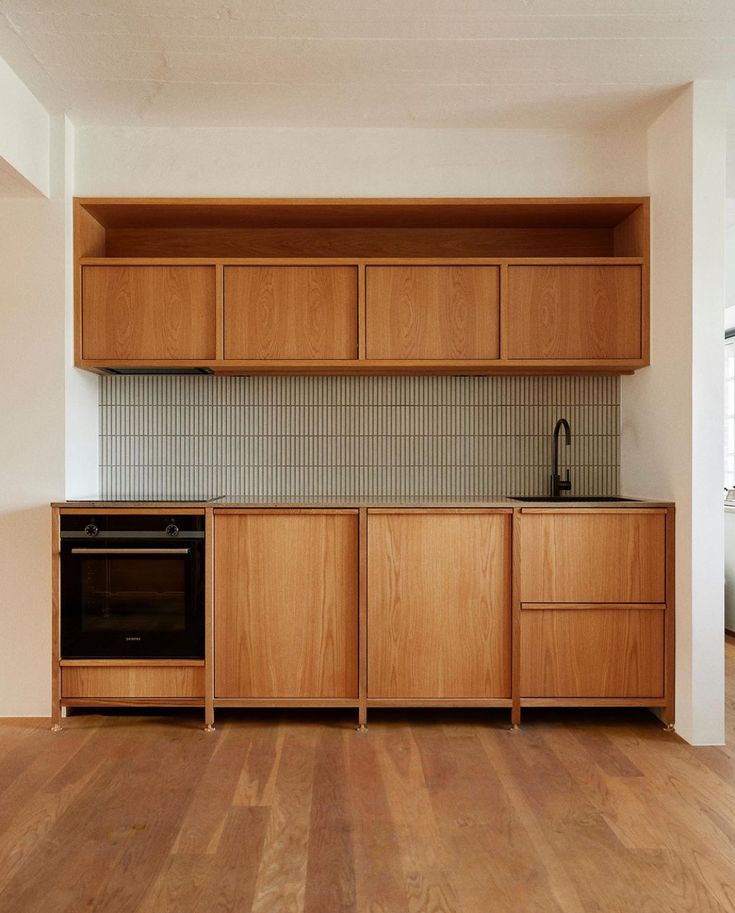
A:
[99, 375, 620, 501]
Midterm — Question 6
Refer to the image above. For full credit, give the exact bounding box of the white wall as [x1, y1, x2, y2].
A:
[63, 120, 99, 499]
[622, 83, 727, 745]
[74, 125, 648, 197]
[725, 200, 735, 329]
[0, 55, 50, 197]
[0, 117, 68, 715]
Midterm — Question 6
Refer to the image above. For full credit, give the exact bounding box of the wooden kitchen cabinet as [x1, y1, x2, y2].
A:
[223, 265, 358, 359]
[81, 265, 217, 360]
[506, 264, 643, 361]
[365, 265, 500, 360]
[367, 510, 511, 699]
[75, 198, 650, 374]
[516, 508, 672, 713]
[520, 606, 665, 698]
[214, 510, 358, 699]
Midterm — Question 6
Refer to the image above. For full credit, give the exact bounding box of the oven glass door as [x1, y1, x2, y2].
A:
[60, 542, 204, 659]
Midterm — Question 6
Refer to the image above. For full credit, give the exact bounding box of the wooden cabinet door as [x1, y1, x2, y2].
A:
[223, 265, 358, 359]
[506, 265, 642, 360]
[367, 511, 510, 698]
[520, 511, 666, 604]
[520, 606, 665, 698]
[214, 511, 358, 698]
[82, 265, 217, 360]
[365, 266, 500, 359]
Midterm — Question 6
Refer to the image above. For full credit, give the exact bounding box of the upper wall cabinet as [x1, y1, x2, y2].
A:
[74, 197, 649, 375]
[81, 265, 217, 361]
[506, 264, 643, 361]
[365, 266, 499, 360]
[223, 265, 358, 360]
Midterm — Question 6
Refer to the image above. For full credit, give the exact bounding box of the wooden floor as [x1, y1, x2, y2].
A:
[2, 651, 735, 913]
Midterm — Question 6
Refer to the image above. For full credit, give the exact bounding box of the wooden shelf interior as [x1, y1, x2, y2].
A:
[76, 197, 649, 260]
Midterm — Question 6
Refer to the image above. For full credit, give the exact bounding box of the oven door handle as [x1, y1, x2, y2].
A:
[69, 548, 191, 555]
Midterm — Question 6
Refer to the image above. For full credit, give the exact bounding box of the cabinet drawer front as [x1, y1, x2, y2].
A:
[365, 266, 500, 360]
[520, 606, 665, 698]
[62, 666, 205, 699]
[82, 266, 217, 360]
[520, 512, 666, 603]
[214, 512, 358, 698]
[223, 266, 358, 359]
[506, 265, 642, 360]
[367, 512, 510, 698]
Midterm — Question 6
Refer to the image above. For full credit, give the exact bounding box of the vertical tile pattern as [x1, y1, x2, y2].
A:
[99, 375, 620, 501]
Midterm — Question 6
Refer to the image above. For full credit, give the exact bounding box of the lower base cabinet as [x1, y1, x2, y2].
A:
[519, 606, 665, 698]
[516, 508, 671, 716]
[214, 510, 358, 699]
[52, 504, 673, 728]
[367, 510, 511, 699]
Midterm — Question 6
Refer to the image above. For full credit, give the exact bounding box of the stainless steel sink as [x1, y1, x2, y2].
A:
[511, 496, 639, 502]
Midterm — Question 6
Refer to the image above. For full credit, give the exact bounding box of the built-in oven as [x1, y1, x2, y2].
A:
[60, 514, 205, 659]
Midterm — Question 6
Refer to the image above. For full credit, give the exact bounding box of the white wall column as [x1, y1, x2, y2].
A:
[0, 55, 50, 196]
[0, 116, 67, 715]
[622, 81, 727, 745]
[63, 118, 99, 499]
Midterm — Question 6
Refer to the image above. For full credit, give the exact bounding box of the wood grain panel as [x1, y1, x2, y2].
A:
[506, 265, 642, 360]
[74, 203, 106, 258]
[520, 511, 666, 604]
[365, 266, 500, 360]
[214, 512, 358, 698]
[367, 511, 510, 698]
[80, 197, 645, 230]
[223, 266, 357, 359]
[105, 227, 614, 259]
[612, 203, 648, 258]
[82, 265, 216, 360]
[61, 665, 205, 699]
[520, 607, 665, 697]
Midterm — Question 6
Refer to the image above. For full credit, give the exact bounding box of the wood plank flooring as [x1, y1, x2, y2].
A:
[2, 645, 735, 912]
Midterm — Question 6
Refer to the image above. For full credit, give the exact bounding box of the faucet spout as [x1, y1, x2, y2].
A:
[550, 418, 572, 497]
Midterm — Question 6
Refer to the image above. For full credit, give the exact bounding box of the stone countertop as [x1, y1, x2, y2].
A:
[53, 497, 674, 509]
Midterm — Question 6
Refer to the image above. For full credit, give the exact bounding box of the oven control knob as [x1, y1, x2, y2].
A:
[165, 523, 179, 538]
[84, 523, 99, 537]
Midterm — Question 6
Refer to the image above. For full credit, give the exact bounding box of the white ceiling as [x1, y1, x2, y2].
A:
[1, 1, 735, 130]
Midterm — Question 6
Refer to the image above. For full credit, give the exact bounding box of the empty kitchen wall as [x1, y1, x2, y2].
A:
[74, 124, 648, 198]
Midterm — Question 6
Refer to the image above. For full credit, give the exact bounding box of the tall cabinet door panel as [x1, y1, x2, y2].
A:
[82, 265, 217, 360]
[506, 265, 642, 360]
[214, 511, 358, 698]
[365, 266, 500, 360]
[223, 265, 358, 359]
[367, 511, 511, 698]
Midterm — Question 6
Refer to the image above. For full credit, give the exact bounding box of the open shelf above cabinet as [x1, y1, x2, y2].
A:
[74, 197, 649, 376]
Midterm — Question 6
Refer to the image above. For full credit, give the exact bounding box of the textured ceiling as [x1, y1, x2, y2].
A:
[1, 1, 735, 129]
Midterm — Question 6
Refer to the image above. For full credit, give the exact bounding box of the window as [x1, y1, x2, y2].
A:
[726, 337, 735, 489]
